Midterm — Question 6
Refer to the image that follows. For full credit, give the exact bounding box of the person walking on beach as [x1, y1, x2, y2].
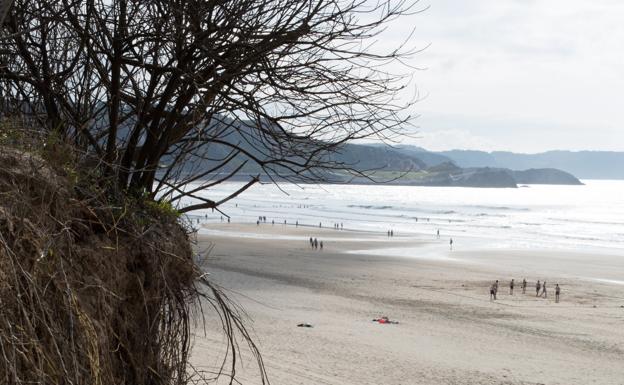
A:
[314, 238, 318, 249]
[494, 280, 499, 292]
[310, 237, 313, 248]
[555, 284, 561, 303]
[449, 238, 453, 250]
[436, 229, 440, 239]
[320, 241, 323, 250]
[536, 280, 541, 297]
[522, 278, 527, 294]
[541, 281, 547, 298]
[490, 284, 497, 300]
[509, 279, 515, 295]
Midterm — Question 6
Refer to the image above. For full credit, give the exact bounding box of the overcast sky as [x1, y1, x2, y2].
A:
[389, 0, 624, 153]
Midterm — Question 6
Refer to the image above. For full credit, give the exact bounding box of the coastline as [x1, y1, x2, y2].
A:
[191, 223, 624, 385]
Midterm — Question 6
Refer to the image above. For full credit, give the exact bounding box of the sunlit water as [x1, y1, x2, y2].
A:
[180, 180, 624, 254]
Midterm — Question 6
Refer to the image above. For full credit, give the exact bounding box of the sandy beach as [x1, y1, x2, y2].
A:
[191, 223, 624, 385]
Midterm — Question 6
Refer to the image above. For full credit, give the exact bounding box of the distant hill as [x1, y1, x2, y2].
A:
[511, 168, 584, 185]
[168, 117, 430, 178]
[366, 144, 454, 167]
[438, 150, 624, 180]
[328, 143, 426, 172]
[168, 119, 584, 187]
[342, 164, 581, 188]
[355, 145, 583, 186]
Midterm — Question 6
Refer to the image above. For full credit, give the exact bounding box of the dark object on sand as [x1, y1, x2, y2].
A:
[297, 323, 314, 328]
[372, 316, 399, 324]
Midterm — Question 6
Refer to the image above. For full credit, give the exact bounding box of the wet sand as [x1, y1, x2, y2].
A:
[191, 223, 624, 385]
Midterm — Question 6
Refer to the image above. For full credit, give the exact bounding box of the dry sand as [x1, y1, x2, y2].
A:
[191, 223, 624, 385]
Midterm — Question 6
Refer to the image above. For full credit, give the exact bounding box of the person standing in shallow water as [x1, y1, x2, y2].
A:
[555, 284, 561, 303]
[449, 238, 453, 250]
[536, 280, 541, 297]
[541, 281, 547, 298]
[522, 278, 527, 294]
[490, 284, 497, 300]
[509, 279, 514, 295]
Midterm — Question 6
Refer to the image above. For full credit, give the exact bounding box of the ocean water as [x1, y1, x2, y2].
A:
[182, 180, 624, 253]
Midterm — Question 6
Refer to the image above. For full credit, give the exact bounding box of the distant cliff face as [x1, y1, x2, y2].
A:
[511, 168, 584, 185]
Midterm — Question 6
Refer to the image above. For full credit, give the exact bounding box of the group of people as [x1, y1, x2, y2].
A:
[320, 222, 343, 230]
[218, 214, 347, 229]
[387, 229, 394, 237]
[490, 279, 561, 303]
[309, 237, 323, 250]
[256, 217, 303, 227]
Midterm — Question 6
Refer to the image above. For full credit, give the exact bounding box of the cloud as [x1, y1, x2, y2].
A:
[388, 0, 624, 151]
[402, 111, 624, 153]
[406, 128, 498, 152]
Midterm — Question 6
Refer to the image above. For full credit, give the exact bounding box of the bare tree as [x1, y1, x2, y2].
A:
[0, 0, 419, 212]
[0, 2, 420, 383]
